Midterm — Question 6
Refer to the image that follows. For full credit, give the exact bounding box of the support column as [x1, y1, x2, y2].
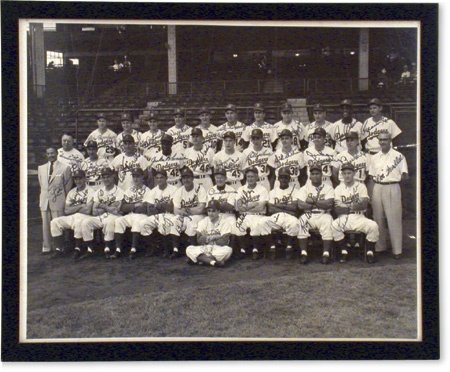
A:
[358, 28, 369, 91]
[30, 23, 46, 97]
[167, 25, 177, 95]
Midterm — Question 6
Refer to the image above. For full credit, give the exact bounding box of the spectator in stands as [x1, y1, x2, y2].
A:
[57, 132, 85, 174]
[123, 55, 131, 73]
[377, 68, 389, 89]
[396, 65, 411, 85]
[84, 112, 118, 161]
[115, 112, 142, 154]
[195, 106, 218, 152]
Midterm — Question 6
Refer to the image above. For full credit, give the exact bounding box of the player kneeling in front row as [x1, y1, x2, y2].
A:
[185, 200, 233, 268]
[297, 165, 335, 265]
[110, 167, 151, 260]
[332, 163, 379, 264]
[50, 169, 95, 258]
[266, 167, 301, 260]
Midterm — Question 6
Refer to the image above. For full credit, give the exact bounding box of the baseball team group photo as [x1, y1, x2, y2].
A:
[21, 19, 421, 344]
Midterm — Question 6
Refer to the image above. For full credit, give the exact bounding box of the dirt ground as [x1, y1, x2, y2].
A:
[25, 219, 418, 313]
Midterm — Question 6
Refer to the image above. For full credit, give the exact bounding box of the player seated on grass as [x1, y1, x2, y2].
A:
[79, 167, 124, 259]
[297, 165, 335, 265]
[331, 163, 379, 264]
[109, 167, 151, 260]
[235, 167, 272, 260]
[49, 169, 95, 259]
[185, 200, 233, 268]
[266, 167, 301, 261]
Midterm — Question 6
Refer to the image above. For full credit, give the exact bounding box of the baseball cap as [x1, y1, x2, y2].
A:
[345, 131, 359, 140]
[101, 167, 115, 176]
[96, 112, 106, 119]
[223, 131, 236, 140]
[198, 106, 211, 115]
[143, 112, 158, 121]
[253, 102, 265, 112]
[131, 167, 145, 176]
[214, 167, 227, 177]
[191, 127, 204, 137]
[225, 104, 236, 112]
[313, 104, 326, 112]
[154, 168, 168, 177]
[340, 99, 353, 107]
[180, 167, 194, 177]
[122, 134, 135, 143]
[279, 129, 293, 138]
[278, 167, 291, 177]
[251, 128, 263, 138]
[309, 164, 322, 173]
[85, 140, 98, 149]
[121, 112, 133, 121]
[313, 127, 327, 137]
[280, 102, 293, 112]
[368, 98, 382, 107]
[173, 108, 185, 117]
[206, 200, 221, 211]
[245, 167, 259, 176]
[341, 162, 355, 172]
[73, 169, 86, 178]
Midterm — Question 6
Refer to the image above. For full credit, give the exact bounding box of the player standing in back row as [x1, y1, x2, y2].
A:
[304, 104, 334, 148]
[329, 99, 363, 153]
[273, 102, 306, 151]
[84, 113, 118, 161]
[241, 103, 277, 150]
[166, 108, 192, 153]
[216, 104, 247, 152]
[195, 106, 218, 152]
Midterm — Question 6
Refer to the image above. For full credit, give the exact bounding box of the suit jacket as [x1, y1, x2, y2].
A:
[38, 160, 73, 211]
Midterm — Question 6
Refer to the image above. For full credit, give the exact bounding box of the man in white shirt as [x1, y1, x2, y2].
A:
[273, 102, 305, 151]
[57, 132, 85, 174]
[216, 104, 247, 152]
[329, 99, 363, 153]
[83, 112, 118, 161]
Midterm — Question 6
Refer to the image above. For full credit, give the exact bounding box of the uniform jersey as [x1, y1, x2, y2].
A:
[196, 214, 232, 240]
[304, 146, 337, 184]
[84, 129, 117, 160]
[57, 148, 85, 174]
[195, 124, 218, 151]
[173, 184, 208, 210]
[267, 148, 305, 181]
[65, 186, 96, 207]
[236, 184, 269, 215]
[242, 122, 277, 149]
[242, 146, 274, 179]
[361, 116, 402, 153]
[273, 120, 306, 150]
[298, 182, 335, 213]
[80, 157, 112, 184]
[304, 121, 334, 148]
[216, 121, 247, 152]
[368, 148, 408, 183]
[93, 185, 125, 207]
[122, 184, 152, 205]
[206, 184, 238, 209]
[329, 119, 364, 153]
[166, 125, 193, 153]
[115, 130, 142, 154]
[144, 149, 186, 185]
[111, 153, 148, 190]
[140, 129, 165, 154]
[185, 146, 215, 177]
[332, 150, 370, 183]
[269, 185, 301, 207]
[334, 181, 369, 213]
[144, 184, 178, 209]
[212, 150, 246, 182]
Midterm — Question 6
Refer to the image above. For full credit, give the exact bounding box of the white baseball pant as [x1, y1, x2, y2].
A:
[115, 213, 148, 233]
[297, 212, 333, 240]
[167, 214, 206, 237]
[193, 176, 213, 193]
[186, 244, 233, 263]
[331, 214, 379, 242]
[268, 212, 300, 236]
[51, 213, 91, 239]
[81, 213, 120, 242]
[139, 213, 176, 236]
[235, 214, 272, 236]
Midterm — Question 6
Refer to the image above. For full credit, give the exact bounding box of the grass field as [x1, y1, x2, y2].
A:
[24, 219, 419, 341]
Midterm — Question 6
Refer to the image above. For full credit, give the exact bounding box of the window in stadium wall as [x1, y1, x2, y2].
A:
[46, 51, 63, 68]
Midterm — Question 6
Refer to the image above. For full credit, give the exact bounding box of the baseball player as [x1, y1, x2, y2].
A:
[185, 200, 233, 267]
[38, 147, 73, 253]
[273, 102, 306, 151]
[185, 127, 215, 192]
[303, 127, 337, 187]
[80, 140, 112, 191]
[242, 128, 274, 192]
[110, 167, 152, 260]
[170, 167, 207, 259]
[110, 134, 148, 190]
[241, 103, 277, 150]
[49, 169, 95, 259]
[267, 167, 301, 260]
[368, 133, 408, 259]
[195, 106, 218, 152]
[139, 112, 165, 157]
[297, 165, 335, 265]
[166, 108, 192, 153]
[331, 163, 378, 264]
[329, 99, 363, 153]
[267, 129, 306, 190]
[216, 104, 247, 152]
[79, 167, 125, 259]
[304, 104, 334, 148]
[361, 98, 402, 155]
[235, 167, 272, 260]
[144, 134, 186, 189]
[331, 131, 370, 185]
[115, 112, 142, 154]
[57, 132, 85, 174]
[83, 112, 118, 161]
[138, 169, 179, 257]
[212, 131, 246, 190]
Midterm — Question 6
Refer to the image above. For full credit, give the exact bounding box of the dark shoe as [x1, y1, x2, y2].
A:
[128, 251, 136, 260]
[285, 248, 294, 261]
[340, 253, 348, 263]
[252, 251, 260, 260]
[367, 253, 375, 264]
[49, 250, 63, 259]
[72, 250, 81, 259]
[268, 248, 276, 260]
[393, 253, 402, 260]
[110, 251, 121, 259]
[79, 251, 94, 260]
[215, 260, 226, 268]
[169, 251, 179, 259]
[104, 250, 111, 259]
[322, 255, 331, 265]
[299, 254, 308, 265]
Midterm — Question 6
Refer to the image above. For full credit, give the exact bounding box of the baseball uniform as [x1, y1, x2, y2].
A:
[304, 121, 334, 148]
[242, 122, 277, 150]
[267, 148, 305, 189]
[145, 149, 186, 188]
[361, 117, 402, 154]
[166, 124, 193, 153]
[140, 129, 165, 155]
[57, 147, 85, 174]
[116, 129, 142, 154]
[185, 146, 215, 192]
[329, 118, 364, 153]
[84, 128, 118, 161]
[268, 184, 301, 237]
[195, 124, 218, 152]
[332, 150, 370, 183]
[242, 146, 274, 191]
[207, 183, 239, 235]
[304, 146, 337, 187]
[216, 121, 247, 152]
[80, 157, 112, 190]
[273, 120, 305, 151]
[111, 153, 148, 190]
[212, 149, 246, 190]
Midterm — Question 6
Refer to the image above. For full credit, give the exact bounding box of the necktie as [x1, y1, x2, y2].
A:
[48, 161, 54, 181]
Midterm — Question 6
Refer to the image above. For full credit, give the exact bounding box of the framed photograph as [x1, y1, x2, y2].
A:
[2, 1, 438, 361]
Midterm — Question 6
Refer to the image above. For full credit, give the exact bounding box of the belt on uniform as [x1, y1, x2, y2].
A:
[194, 175, 208, 179]
[349, 211, 365, 215]
[311, 211, 329, 214]
[87, 181, 102, 186]
[373, 181, 399, 185]
[368, 150, 378, 154]
[227, 180, 241, 184]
